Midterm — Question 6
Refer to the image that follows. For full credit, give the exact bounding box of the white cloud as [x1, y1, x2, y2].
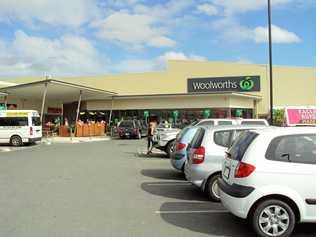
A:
[93, 12, 176, 49]
[197, 4, 219, 16]
[213, 17, 301, 44]
[93, 0, 195, 49]
[0, 31, 106, 78]
[254, 25, 302, 43]
[212, 17, 253, 43]
[133, 0, 193, 19]
[158, 51, 207, 62]
[0, 0, 99, 27]
[211, 0, 292, 15]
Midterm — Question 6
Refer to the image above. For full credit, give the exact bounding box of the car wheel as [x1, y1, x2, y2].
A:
[251, 199, 295, 237]
[205, 174, 221, 202]
[166, 140, 175, 157]
[10, 135, 23, 147]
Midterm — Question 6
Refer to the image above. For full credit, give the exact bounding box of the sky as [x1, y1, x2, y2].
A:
[0, 0, 315, 79]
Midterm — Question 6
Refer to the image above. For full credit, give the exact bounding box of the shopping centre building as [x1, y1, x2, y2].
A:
[1, 60, 316, 125]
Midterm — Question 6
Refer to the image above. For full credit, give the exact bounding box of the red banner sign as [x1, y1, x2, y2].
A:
[286, 108, 316, 126]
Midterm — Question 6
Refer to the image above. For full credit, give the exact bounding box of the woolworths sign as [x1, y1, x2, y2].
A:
[187, 76, 260, 93]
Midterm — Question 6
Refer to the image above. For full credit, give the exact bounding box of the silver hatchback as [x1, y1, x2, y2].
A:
[185, 125, 266, 202]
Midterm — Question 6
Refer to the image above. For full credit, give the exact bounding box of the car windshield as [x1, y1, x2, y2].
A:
[228, 131, 258, 161]
[119, 121, 134, 128]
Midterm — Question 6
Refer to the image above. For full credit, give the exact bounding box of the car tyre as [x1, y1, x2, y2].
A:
[10, 135, 23, 147]
[166, 140, 175, 157]
[251, 199, 295, 237]
[205, 173, 221, 202]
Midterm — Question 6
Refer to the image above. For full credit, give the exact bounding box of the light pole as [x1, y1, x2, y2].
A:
[268, 0, 274, 125]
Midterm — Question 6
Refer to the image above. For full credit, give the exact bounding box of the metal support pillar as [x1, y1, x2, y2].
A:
[4, 96, 7, 109]
[40, 82, 48, 123]
[74, 90, 82, 137]
[108, 97, 114, 137]
[268, 0, 274, 125]
[108, 97, 114, 126]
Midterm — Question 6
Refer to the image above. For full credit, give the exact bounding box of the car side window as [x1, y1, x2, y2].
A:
[218, 121, 232, 125]
[214, 130, 232, 148]
[198, 121, 214, 126]
[266, 134, 316, 164]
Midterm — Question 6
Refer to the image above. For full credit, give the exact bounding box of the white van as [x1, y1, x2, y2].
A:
[0, 110, 42, 146]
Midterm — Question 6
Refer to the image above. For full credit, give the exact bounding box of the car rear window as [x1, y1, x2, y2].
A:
[214, 130, 232, 148]
[198, 121, 214, 126]
[119, 121, 134, 128]
[265, 134, 316, 164]
[228, 131, 258, 161]
[32, 117, 41, 126]
[176, 127, 190, 141]
[241, 121, 266, 125]
[218, 121, 233, 125]
[190, 127, 205, 149]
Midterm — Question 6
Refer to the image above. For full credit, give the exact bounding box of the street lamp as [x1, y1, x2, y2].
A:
[268, 0, 274, 125]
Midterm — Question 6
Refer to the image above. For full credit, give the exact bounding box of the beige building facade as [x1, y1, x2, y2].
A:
[1, 60, 316, 124]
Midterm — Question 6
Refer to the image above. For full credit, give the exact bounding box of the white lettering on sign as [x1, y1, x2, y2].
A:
[192, 80, 238, 90]
[298, 109, 316, 120]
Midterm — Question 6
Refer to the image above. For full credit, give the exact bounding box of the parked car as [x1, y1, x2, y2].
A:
[185, 125, 266, 201]
[117, 120, 146, 139]
[0, 110, 42, 146]
[153, 127, 181, 157]
[219, 127, 316, 237]
[236, 118, 269, 126]
[195, 118, 238, 126]
[170, 126, 199, 172]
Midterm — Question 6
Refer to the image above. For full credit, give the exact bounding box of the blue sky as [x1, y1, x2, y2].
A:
[0, 0, 315, 79]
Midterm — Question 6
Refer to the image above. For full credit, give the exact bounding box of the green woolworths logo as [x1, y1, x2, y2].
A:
[240, 77, 255, 91]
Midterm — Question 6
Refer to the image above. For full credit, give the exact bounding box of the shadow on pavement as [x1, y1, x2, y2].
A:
[159, 202, 252, 236]
[293, 223, 316, 236]
[141, 181, 208, 201]
[159, 202, 316, 237]
[137, 152, 167, 159]
[141, 169, 185, 180]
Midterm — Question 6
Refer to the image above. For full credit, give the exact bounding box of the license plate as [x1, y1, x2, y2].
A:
[125, 133, 130, 136]
[223, 167, 230, 179]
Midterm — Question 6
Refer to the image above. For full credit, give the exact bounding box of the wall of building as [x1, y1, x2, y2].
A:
[86, 94, 256, 111]
[8, 60, 316, 116]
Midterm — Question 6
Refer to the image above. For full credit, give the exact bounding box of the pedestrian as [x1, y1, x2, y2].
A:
[147, 121, 155, 154]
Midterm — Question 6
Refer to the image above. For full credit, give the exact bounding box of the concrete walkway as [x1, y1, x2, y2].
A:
[42, 136, 111, 144]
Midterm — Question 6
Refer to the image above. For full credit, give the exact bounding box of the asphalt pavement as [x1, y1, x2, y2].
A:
[0, 139, 314, 237]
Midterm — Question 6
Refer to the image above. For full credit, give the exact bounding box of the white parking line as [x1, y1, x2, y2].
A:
[0, 147, 11, 152]
[155, 210, 229, 214]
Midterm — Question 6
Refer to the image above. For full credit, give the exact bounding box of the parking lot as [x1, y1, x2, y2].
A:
[0, 139, 314, 237]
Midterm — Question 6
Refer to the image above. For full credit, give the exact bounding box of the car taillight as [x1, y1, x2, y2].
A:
[192, 146, 205, 164]
[176, 142, 186, 151]
[235, 162, 256, 178]
[30, 127, 33, 136]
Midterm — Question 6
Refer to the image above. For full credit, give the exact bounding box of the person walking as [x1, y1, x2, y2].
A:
[147, 121, 155, 154]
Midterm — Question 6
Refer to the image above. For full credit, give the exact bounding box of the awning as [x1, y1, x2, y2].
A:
[0, 79, 116, 102]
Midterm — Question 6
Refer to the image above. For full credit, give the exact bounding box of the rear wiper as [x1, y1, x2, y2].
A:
[225, 151, 232, 158]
